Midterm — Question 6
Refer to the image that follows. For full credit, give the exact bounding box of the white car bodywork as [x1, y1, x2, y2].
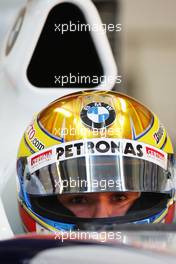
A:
[0, 0, 117, 240]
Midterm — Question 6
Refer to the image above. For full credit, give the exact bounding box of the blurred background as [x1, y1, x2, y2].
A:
[0, 0, 176, 144]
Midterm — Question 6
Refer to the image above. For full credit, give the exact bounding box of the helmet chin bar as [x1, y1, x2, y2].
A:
[0, 0, 117, 239]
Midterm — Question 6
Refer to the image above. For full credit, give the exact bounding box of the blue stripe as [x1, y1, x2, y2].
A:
[24, 135, 35, 154]
[37, 117, 64, 143]
[132, 115, 154, 140]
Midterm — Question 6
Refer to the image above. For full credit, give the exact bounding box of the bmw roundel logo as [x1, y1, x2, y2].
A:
[80, 102, 116, 129]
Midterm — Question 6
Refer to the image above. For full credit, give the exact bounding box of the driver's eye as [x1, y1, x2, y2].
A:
[111, 194, 127, 202]
[69, 195, 88, 205]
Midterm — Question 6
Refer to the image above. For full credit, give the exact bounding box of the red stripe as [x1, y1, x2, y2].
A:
[165, 202, 175, 223]
[18, 202, 36, 232]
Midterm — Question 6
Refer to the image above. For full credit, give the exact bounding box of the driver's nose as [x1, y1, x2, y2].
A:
[91, 194, 113, 218]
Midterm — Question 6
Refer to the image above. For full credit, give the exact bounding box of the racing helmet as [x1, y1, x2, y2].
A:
[17, 90, 176, 233]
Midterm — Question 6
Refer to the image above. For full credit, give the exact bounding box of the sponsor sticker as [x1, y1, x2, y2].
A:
[153, 124, 164, 144]
[145, 146, 167, 169]
[26, 121, 45, 151]
[27, 139, 168, 174]
[146, 147, 165, 160]
[28, 149, 55, 173]
[80, 102, 116, 129]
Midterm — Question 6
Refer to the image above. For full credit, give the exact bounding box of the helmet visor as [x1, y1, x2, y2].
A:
[22, 138, 174, 196]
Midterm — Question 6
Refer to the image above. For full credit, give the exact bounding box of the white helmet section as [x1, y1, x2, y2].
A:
[0, 0, 117, 239]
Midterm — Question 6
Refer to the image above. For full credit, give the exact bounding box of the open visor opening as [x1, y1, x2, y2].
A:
[22, 155, 174, 196]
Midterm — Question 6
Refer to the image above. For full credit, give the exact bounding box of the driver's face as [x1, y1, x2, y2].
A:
[58, 192, 141, 218]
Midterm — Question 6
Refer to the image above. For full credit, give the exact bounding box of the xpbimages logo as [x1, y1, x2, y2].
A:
[54, 230, 122, 243]
[54, 21, 122, 35]
[54, 177, 122, 192]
